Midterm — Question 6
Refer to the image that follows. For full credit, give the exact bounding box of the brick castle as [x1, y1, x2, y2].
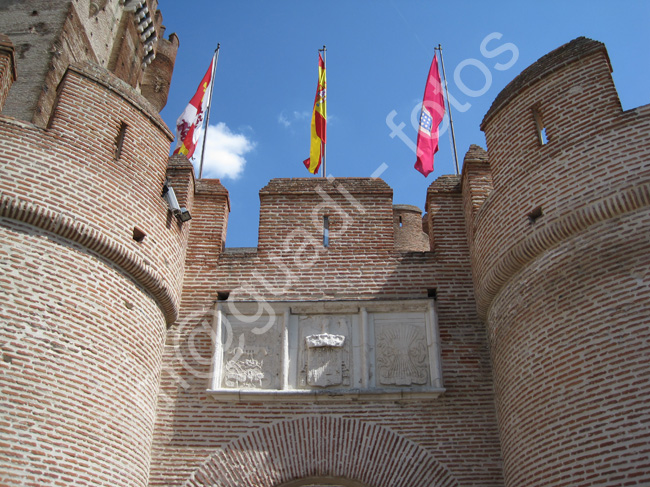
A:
[1, 1, 649, 486]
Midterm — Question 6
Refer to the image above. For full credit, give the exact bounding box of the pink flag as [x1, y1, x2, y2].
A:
[414, 54, 445, 177]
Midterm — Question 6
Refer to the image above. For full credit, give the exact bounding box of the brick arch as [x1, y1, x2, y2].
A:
[183, 416, 459, 487]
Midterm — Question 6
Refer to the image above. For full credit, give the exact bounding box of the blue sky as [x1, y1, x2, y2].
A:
[157, 1, 649, 248]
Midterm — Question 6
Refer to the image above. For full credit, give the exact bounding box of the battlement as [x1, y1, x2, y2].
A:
[0, 0, 177, 125]
[2, 5, 650, 484]
[463, 36, 650, 487]
[480, 37, 609, 130]
[259, 176, 393, 194]
[472, 36, 650, 320]
[257, 177, 394, 252]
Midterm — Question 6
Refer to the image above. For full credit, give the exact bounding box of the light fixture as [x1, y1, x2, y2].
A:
[162, 181, 192, 223]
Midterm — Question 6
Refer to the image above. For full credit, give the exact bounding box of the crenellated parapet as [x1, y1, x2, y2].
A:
[425, 174, 462, 255]
[257, 177, 394, 253]
[460, 144, 491, 242]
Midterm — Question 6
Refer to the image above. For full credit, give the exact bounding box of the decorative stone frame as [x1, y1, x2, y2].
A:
[208, 299, 444, 401]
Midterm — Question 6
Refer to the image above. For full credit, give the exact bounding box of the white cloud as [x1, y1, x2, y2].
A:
[278, 110, 310, 129]
[278, 113, 291, 128]
[293, 110, 310, 121]
[194, 122, 255, 180]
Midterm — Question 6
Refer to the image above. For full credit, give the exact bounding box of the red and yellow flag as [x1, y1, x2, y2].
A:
[173, 58, 214, 159]
[303, 53, 327, 174]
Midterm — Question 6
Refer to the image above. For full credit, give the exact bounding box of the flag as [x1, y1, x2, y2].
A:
[173, 58, 214, 159]
[414, 54, 445, 177]
[304, 53, 327, 174]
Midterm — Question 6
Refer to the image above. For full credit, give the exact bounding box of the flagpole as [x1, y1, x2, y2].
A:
[435, 44, 459, 175]
[198, 44, 220, 179]
[319, 45, 327, 178]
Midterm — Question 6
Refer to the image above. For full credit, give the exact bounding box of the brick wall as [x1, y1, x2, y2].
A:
[460, 144, 492, 246]
[0, 221, 167, 486]
[0, 0, 177, 125]
[3, 6, 647, 484]
[0, 58, 188, 484]
[473, 39, 630, 318]
[141, 27, 179, 113]
[149, 177, 504, 486]
[488, 208, 650, 487]
[473, 37, 650, 486]
[1, 62, 187, 318]
[0, 35, 16, 112]
[177, 178, 230, 311]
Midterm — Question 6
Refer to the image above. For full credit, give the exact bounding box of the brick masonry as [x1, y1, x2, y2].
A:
[473, 37, 650, 486]
[0, 0, 177, 126]
[0, 34, 16, 112]
[0, 9, 190, 483]
[0, 220, 167, 486]
[149, 176, 503, 486]
[1, 6, 650, 486]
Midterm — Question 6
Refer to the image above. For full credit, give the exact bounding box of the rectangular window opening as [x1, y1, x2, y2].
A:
[532, 107, 548, 146]
[323, 215, 329, 248]
[132, 226, 146, 242]
[115, 122, 128, 159]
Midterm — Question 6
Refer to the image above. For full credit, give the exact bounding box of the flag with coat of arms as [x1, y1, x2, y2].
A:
[414, 54, 445, 177]
[173, 58, 214, 159]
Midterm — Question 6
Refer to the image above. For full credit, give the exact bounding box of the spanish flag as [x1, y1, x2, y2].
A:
[173, 58, 214, 159]
[304, 53, 327, 175]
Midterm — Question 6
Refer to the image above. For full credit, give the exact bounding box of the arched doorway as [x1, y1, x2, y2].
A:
[183, 416, 459, 487]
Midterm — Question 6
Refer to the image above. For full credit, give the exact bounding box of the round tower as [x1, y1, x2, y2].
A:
[392, 204, 430, 252]
[473, 37, 650, 486]
[0, 38, 188, 487]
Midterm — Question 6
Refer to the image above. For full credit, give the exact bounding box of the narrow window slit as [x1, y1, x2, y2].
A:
[532, 107, 548, 145]
[115, 122, 128, 159]
[323, 215, 329, 248]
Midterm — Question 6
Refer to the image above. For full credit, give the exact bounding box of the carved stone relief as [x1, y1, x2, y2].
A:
[220, 314, 281, 390]
[223, 346, 268, 388]
[375, 324, 429, 386]
[299, 315, 351, 389]
[305, 333, 346, 387]
[214, 303, 440, 396]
